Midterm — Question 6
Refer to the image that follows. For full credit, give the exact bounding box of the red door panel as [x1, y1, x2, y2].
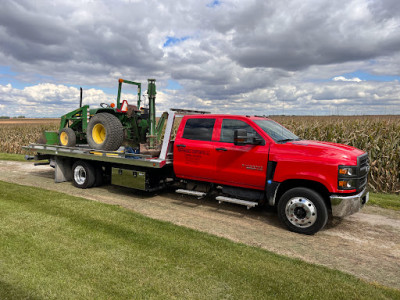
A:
[214, 118, 269, 190]
[173, 117, 217, 182]
[215, 143, 269, 189]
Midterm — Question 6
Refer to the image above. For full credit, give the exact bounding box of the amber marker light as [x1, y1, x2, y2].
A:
[339, 180, 347, 187]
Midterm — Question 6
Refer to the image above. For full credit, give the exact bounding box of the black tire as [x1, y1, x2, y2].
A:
[277, 187, 328, 235]
[87, 113, 124, 151]
[72, 160, 96, 189]
[59, 128, 76, 147]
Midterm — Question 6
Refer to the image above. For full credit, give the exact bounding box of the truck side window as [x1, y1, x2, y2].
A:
[220, 119, 259, 143]
[182, 118, 216, 141]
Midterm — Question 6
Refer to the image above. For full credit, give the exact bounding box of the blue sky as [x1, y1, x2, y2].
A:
[340, 71, 400, 82]
[0, 0, 399, 117]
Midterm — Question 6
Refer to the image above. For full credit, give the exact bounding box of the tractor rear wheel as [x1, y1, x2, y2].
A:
[59, 127, 76, 147]
[87, 113, 124, 151]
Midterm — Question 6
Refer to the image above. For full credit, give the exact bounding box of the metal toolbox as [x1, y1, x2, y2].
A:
[111, 167, 147, 190]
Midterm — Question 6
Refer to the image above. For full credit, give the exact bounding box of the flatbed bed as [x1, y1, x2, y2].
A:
[24, 144, 172, 168]
[24, 111, 176, 191]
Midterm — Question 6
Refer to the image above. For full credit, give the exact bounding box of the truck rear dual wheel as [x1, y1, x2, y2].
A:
[72, 160, 96, 189]
[277, 188, 328, 235]
[87, 113, 124, 151]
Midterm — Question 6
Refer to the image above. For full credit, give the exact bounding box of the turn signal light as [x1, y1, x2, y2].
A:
[338, 180, 348, 187]
[110, 103, 115, 108]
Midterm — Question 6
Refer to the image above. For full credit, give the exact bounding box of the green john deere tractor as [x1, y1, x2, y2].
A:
[46, 78, 167, 151]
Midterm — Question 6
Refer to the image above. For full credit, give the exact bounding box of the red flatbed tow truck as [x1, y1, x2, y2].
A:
[26, 109, 369, 234]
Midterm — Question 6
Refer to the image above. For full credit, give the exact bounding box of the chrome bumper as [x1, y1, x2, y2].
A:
[330, 188, 369, 217]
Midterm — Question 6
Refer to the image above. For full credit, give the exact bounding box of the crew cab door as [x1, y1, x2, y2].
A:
[173, 117, 217, 182]
[214, 118, 269, 190]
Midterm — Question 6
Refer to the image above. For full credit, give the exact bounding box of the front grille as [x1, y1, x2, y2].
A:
[357, 153, 369, 191]
[358, 153, 369, 177]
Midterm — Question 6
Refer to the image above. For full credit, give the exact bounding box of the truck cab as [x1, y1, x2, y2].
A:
[173, 114, 369, 234]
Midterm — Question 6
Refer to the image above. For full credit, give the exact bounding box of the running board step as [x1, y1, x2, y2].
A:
[216, 196, 258, 210]
[176, 189, 206, 198]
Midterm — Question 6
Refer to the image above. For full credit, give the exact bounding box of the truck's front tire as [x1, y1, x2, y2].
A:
[87, 113, 124, 151]
[72, 160, 96, 189]
[277, 187, 328, 235]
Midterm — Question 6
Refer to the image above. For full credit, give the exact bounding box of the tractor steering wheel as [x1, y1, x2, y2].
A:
[100, 103, 110, 108]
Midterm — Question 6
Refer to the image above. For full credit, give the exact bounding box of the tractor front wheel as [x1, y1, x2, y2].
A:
[87, 113, 124, 151]
[59, 128, 76, 147]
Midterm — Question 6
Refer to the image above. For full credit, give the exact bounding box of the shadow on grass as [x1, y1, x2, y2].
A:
[0, 279, 39, 300]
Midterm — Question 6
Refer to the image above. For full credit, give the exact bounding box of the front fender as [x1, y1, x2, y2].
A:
[273, 161, 337, 193]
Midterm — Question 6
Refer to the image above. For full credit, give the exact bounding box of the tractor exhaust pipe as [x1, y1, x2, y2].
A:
[79, 87, 83, 108]
[147, 79, 156, 149]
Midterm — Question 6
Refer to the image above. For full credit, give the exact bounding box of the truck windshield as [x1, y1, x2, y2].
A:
[253, 120, 300, 143]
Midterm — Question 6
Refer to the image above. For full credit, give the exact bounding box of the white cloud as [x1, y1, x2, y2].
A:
[332, 76, 364, 82]
[0, 0, 399, 116]
[1, 77, 399, 118]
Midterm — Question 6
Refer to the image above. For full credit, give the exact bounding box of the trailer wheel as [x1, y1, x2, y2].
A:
[87, 113, 124, 151]
[277, 187, 328, 235]
[59, 128, 76, 147]
[72, 160, 96, 189]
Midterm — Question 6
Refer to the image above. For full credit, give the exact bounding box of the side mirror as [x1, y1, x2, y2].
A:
[253, 137, 264, 145]
[234, 129, 247, 145]
[234, 129, 265, 146]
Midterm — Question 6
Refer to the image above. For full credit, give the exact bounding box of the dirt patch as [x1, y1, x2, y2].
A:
[1, 160, 399, 290]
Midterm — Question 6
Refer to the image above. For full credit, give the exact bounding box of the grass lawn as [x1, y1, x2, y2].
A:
[369, 192, 400, 211]
[0, 181, 399, 299]
[0, 153, 27, 162]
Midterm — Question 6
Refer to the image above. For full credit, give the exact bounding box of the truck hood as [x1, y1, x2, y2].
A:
[271, 140, 365, 165]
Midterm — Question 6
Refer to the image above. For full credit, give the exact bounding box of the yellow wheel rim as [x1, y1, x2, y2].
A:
[92, 123, 106, 144]
[60, 131, 68, 146]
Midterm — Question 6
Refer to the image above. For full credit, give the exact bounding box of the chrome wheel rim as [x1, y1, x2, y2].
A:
[74, 165, 86, 185]
[285, 197, 317, 228]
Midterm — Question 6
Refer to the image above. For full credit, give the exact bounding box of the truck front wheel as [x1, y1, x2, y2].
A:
[277, 187, 328, 235]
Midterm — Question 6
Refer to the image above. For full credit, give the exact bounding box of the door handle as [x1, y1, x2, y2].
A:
[216, 147, 227, 151]
[177, 144, 186, 148]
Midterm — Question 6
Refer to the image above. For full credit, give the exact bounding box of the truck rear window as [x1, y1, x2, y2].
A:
[182, 118, 215, 141]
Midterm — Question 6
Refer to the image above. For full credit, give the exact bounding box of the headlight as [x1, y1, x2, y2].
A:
[338, 179, 357, 189]
[338, 165, 358, 190]
[338, 166, 357, 176]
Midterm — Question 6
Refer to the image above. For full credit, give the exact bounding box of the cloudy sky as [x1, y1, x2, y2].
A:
[0, 0, 399, 117]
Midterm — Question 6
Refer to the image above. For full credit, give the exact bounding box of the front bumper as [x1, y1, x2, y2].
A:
[330, 188, 369, 217]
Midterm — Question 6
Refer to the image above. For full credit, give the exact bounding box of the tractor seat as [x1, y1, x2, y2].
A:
[127, 104, 140, 117]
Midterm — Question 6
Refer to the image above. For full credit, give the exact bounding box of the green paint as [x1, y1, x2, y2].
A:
[147, 79, 157, 149]
[54, 78, 159, 149]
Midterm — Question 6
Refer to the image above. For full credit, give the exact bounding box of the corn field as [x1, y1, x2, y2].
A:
[272, 116, 400, 194]
[0, 116, 399, 193]
[0, 120, 59, 154]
